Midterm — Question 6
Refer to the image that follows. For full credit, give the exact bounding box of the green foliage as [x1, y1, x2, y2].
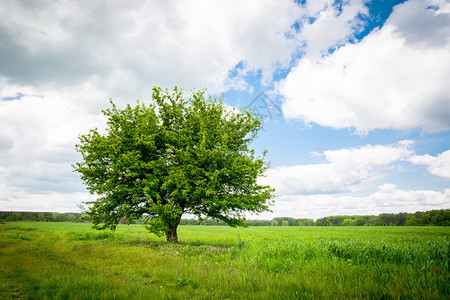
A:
[0, 211, 87, 223]
[296, 218, 315, 226]
[314, 210, 450, 226]
[73, 87, 274, 241]
[5, 213, 24, 222]
[2, 209, 448, 228]
[272, 217, 295, 226]
[341, 218, 357, 226]
[178, 209, 449, 227]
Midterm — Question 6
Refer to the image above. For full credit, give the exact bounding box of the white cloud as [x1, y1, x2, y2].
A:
[0, 87, 106, 206]
[1, 0, 374, 212]
[0, 187, 93, 212]
[255, 184, 450, 220]
[0, 0, 302, 94]
[260, 142, 413, 195]
[257, 140, 450, 219]
[409, 150, 450, 179]
[0, 0, 304, 211]
[279, 0, 450, 133]
[0, 0, 448, 218]
[298, 0, 369, 58]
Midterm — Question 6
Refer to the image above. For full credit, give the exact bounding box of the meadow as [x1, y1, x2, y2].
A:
[0, 222, 448, 299]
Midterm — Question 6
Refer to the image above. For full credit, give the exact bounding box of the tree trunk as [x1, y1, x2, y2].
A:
[165, 222, 179, 242]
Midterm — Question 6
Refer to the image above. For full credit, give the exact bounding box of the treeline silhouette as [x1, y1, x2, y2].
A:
[0, 211, 86, 223]
[1, 209, 448, 226]
[313, 209, 449, 226]
[180, 209, 449, 226]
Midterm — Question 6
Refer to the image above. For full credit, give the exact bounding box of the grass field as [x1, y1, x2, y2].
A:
[0, 222, 448, 299]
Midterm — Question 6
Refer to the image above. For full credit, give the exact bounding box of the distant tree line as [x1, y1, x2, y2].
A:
[1, 209, 448, 226]
[0, 211, 87, 223]
[180, 210, 449, 226]
[313, 210, 449, 226]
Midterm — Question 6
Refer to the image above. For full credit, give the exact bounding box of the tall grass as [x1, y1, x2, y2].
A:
[1, 222, 448, 299]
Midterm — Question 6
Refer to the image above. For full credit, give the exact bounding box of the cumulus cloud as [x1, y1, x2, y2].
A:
[0, 0, 302, 94]
[0, 0, 448, 217]
[0, 87, 107, 209]
[260, 142, 413, 195]
[0, 0, 374, 211]
[257, 184, 450, 220]
[409, 150, 450, 179]
[298, 0, 369, 58]
[279, 0, 450, 133]
[0, 0, 305, 211]
[0, 187, 94, 212]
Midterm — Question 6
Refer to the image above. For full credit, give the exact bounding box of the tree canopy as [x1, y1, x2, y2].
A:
[74, 87, 274, 242]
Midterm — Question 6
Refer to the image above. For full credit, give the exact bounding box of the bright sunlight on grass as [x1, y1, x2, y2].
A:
[0, 222, 448, 299]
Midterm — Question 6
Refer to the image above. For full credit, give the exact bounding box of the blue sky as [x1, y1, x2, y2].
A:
[0, 0, 449, 219]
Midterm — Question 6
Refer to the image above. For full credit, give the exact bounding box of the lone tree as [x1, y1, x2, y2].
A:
[74, 87, 274, 242]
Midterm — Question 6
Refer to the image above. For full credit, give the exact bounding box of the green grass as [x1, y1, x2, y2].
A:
[1, 222, 448, 299]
